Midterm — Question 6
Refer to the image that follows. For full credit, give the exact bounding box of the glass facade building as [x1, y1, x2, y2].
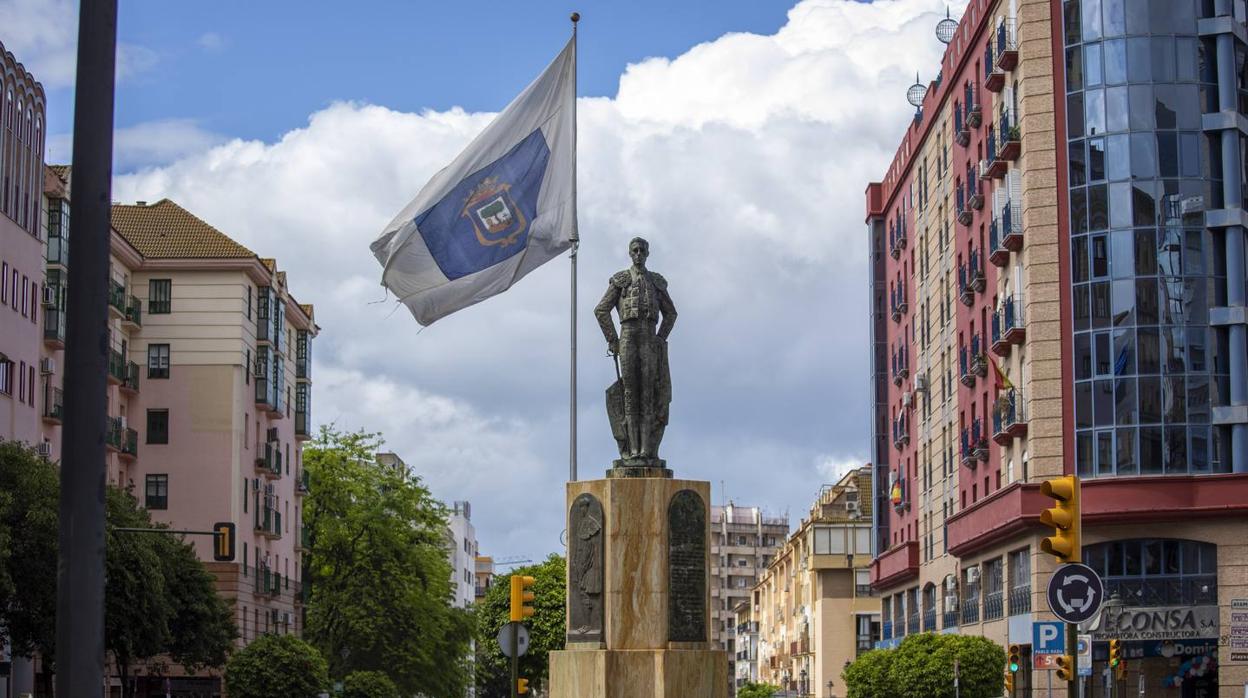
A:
[1064, 0, 1247, 476]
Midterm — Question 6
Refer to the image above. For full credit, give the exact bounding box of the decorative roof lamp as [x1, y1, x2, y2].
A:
[907, 73, 927, 122]
[936, 6, 958, 44]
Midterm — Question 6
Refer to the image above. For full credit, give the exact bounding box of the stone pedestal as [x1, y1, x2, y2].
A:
[550, 476, 728, 698]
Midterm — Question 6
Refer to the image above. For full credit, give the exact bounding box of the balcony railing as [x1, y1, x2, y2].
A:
[105, 417, 124, 451]
[971, 417, 988, 461]
[296, 468, 310, 494]
[984, 42, 1005, 92]
[954, 101, 971, 147]
[955, 184, 972, 225]
[124, 296, 142, 327]
[256, 442, 282, 477]
[882, 620, 893, 640]
[108, 349, 127, 384]
[943, 609, 959, 629]
[122, 361, 141, 393]
[984, 591, 1005, 621]
[121, 427, 139, 459]
[964, 83, 981, 127]
[993, 389, 1029, 444]
[44, 305, 66, 346]
[47, 233, 69, 267]
[923, 609, 937, 631]
[907, 614, 920, 636]
[1008, 586, 1032, 615]
[961, 597, 981, 624]
[995, 19, 1018, 71]
[999, 108, 1021, 161]
[43, 387, 64, 423]
[1000, 199, 1023, 251]
[108, 280, 127, 317]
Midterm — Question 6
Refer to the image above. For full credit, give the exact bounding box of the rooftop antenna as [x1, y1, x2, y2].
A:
[936, 6, 958, 44]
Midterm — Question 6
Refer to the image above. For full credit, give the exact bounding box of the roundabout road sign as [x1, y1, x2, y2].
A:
[1047, 563, 1104, 624]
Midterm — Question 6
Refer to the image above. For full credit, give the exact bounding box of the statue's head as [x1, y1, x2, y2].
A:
[628, 237, 649, 267]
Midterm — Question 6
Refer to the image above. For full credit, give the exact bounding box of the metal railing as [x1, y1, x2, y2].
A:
[923, 609, 937, 631]
[984, 591, 1005, 621]
[108, 349, 127, 383]
[125, 296, 142, 326]
[121, 427, 138, 457]
[108, 280, 127, 315]
[44, 387, 64, 421]
[123, 361, 140, 392]
[1008, 586, 1032, 615]
[961, 597, 980, 625]
[943, 610, 959, 629]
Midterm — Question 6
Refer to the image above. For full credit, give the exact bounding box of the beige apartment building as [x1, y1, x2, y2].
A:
[754, 467, 879, 698]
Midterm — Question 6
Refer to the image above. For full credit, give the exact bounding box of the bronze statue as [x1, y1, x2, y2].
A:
[594, 237, 676, 469]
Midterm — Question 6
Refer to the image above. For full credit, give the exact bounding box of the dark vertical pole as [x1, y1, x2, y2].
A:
[1066, 622, 1078, 697]
[510, 622, 519, 698]
[58, 0, 118, 695]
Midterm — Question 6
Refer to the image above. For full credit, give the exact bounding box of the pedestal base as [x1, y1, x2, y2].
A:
[549, 648, 728, 698]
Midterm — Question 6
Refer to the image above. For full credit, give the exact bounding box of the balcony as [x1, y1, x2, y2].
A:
[1008, 586, 1032, 616]
[107, 350, 126, 385]
[120, 427, 139, 461]
[891, 345, 909, 386]
[960, 428, 977, 467]
[964, 83, 981, 128]
[123, 296, 142, 328]
[297, 526, 311, 553]
[1000, 199, 1023, 252]
[954, 106, 971, 147]
[992, 298, 1025, 356]
[907, 614, 920, 636]
[120, 361, 141, 394]
[984, 124, 1009, 179]
[108, 280, 127, 320]
[43, 306, 66, 348]
[296, 330, 312, 382]
[959, 346, 976, 388]
[923, 609, 937, 632]
[47, 233, 69, 268]
[994, 19, 1018, 71]
[105, 417, 123, 451]
[868, 540, 919, 590]
[998, 111, 1021, 161]
[296, 468, 310, 495]
[961, 597, 981, 625]
[971, 417, 989, 462]
[42, 388, 64, 424]
[992, 389, 1028, 445]
[881, 620, 894, 641]
[988, 214, 1010, 268]
[892, 414, 910, 450]
[984, 43, 1005, 92]
[255, 508, 281, 539]
[984, 591, 1004, 621]
[966, 173, 983, 211]
[295, 409, 311, 441]
[943, 609, 959, 629]
[955, 185, 972, 225]
[255, 442, 282, 478]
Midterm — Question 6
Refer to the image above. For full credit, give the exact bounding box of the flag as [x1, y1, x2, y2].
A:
[371, 38, 576, 325]
[991, 356, 1013, 392]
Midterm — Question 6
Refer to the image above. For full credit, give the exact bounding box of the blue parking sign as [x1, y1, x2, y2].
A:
[1034, 621, 1064, 655]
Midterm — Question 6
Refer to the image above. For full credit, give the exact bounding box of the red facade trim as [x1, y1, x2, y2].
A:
[869, 540, 920, 590]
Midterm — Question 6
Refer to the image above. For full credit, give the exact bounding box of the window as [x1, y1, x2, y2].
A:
[0, 359, 11, 395]
[0, 262, 6, 305]
[145, 474, 168, 509]
[246, 286, 252, 319]
[146, 409, 169, 444]
[149, 279, 171, 314]
[147, 344, 170, 379]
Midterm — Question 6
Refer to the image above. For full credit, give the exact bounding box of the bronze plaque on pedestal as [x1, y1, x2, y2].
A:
[667, 489, 706, 642]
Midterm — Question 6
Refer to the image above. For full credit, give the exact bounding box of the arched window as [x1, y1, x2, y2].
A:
[1083, 539, 1217, 607]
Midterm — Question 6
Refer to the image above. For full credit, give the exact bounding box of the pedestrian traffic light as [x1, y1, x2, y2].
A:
[1039, 475, 1081, 563]
[212, 521, 235, 562]
[1055, 654, 1076, 682]
[1008, 644, 1021, 673]
[517, 678, 529, 694]
[1110, 639, 1126, 680]
[510, 575, 536, 622]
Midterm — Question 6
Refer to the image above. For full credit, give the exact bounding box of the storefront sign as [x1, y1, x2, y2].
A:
[1092, 605, 1218, 641]
[1230, 598, 1248, 662]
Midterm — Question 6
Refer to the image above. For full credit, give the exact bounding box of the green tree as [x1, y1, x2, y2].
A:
[737, 681, 783, 698]
[303, 426, 473, 697]
[105, 488, 174, 696]
[342, 670, 401, 698]
[155, 523, 238, 671]
[224, 633, 328, 697]
[0, 440, 59, 662]
[473, 555, 565, 697]
[841, 648, 895, 698]
[842, 633, 1005, 698]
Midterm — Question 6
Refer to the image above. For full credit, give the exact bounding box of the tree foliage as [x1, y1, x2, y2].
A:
[0, 440, 235, 690]
[342, 670, 401, 698]
[303, 426, 473, 697]
[224, 633, 328, 698]
[0, 440, 59, 661]
[473, 555, 566, 697]
[737, 681, 783, 698]
[842, 633, 1005, 698]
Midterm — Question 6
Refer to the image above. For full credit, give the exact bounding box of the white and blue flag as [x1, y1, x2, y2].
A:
[371, 38, 576, 325]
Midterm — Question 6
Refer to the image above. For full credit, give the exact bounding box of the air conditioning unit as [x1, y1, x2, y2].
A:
[36, 442, 52, 457]
[901, 391, 913, 408]
[915, 375, 929, 392]
[965, 567, 980, 585]
[978, 160, 991, 179]
[39, 357, 55, 375]
[846, 500, 860, 513]
[41, 285, 56, 307]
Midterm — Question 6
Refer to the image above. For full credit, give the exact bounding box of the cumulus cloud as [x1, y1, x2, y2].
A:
[111, 0, 962, 557]
[48, 118, 228, 171]
[196, 32, 225, 51]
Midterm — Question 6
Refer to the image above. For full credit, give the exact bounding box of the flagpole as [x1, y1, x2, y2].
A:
[569, 11, 580, 483]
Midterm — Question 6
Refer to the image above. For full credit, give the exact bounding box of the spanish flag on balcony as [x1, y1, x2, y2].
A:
[991, 356, 1014, 392]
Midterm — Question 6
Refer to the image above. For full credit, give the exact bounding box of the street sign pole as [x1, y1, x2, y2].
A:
[1066, 621, 1078, 697]
[510, 620, 519, 698]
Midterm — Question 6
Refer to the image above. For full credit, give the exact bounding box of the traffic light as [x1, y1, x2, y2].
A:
[1007, 644, 1022, 673]
[1110, 639, 1126, 680]
[212, 521, 235, 562]
[517, 678, 529, 694]
[1055, 654, 1076, 682]
[510, 575, 536, 622]
[1003, 666, 1014, 693]
[1039, 475, 1081, 563]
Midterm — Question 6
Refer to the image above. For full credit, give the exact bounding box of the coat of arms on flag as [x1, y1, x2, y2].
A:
[463, 177, 527, 247]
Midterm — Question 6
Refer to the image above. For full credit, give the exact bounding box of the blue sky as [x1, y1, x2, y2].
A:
[45, 1, 791, 144]
[6, 0, 958, 561]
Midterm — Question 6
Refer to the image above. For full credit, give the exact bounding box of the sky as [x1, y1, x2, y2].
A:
[2, 0, 966, 563]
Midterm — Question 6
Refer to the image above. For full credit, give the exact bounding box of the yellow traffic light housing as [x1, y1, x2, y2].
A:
[212, 521, 235, 562]
[1003, 667, 1014, 693]
[1055, 654, 1076, 682]
[1039, 475, 1081, 563]
[517, 678, 530, 694]
[1110, 639, 1126, 679]
[510, 575, 536, 622]
[1007, 644, 1021, 673]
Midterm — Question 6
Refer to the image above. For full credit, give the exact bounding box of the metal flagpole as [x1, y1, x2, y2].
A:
[569, 11, 580, 482]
